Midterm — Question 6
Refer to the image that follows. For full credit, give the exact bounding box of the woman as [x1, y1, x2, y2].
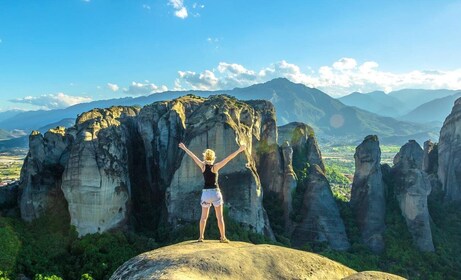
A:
[178, 142, 246, 243]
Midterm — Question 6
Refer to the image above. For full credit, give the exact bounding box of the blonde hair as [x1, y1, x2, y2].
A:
[202, 149, 216, 164]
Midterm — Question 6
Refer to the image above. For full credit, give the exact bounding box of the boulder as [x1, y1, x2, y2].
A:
[110, 241, 405, 280]
[438, 97, 461, 202]
[392, 140, 434, 252]
[350, 135, 386, 253]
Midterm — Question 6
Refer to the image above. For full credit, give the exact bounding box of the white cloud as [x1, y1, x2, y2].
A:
[107, 83, 119, 92]
[123, 81, 168, 95]
[142, 4, 151, 10]
[332, 57, 357, 70]
[174, 58, 461, 96]
[169, 0, 188, 19]
[10, 93, 92, 110]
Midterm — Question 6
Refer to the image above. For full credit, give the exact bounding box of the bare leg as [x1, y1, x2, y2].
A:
[214, 205, 226, 240]
[199, 206, 210, 240]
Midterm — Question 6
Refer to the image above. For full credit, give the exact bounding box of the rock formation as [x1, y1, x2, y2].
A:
[350, 135, 386, 253]
[423, 140, 438, 174]
[19, 95, 279, 238]
[19, 127, 72, 221]
[110, 241, 405, 280]
[280, 123, 350, 251]
[392, 140, 434, 252]
[61, 107, 138, 235]
[438, 97, 461, 202]
[166, 96, 273, 237]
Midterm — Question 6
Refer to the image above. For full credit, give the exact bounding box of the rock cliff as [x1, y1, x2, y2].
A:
[438, 97, 461, 202]
[350, 135, 386, 253]
[18, 95, 280, 237]
[19, 127, 71, 221]
[392, 140, 434, 252]
[279, 122, 350, 251]
[109, 241, 405, 280]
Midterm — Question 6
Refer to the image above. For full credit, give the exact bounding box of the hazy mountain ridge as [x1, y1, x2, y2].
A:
[401, 92, 461, 125]
[0, 78, 438, 146]
[339, 88, 460, 120]
[339, 91, 406, 117]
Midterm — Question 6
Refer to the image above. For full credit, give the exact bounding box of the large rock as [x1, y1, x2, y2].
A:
[438, 97, 461, 202]
[280, 123, 350, 250]
[392, 140, 434, 252]
[110, 241, 405, 280]
[61, 107, 139, 235]
[167, 96, 273, 237]
[19, 127, 71, 221]
[350, 135, 386, 253]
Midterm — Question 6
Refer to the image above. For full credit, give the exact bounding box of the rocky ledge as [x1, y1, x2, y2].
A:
[110, 241, 406, 280]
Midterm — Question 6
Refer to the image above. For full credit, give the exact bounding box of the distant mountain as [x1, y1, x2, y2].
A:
[0, 109, 24, 123]
[0, 78, 438, 147]
[401, 92, 461, 125]
[339, 89, 460, 118]
[0, 118, 76, 151]
[229, 79, 434, 141]
[388, 89, 458, 109]
[339, 91, 406, 117]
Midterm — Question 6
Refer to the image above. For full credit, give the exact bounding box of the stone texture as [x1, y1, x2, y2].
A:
[291, 165, 351, 251]
[61, 107, 139, 235]
[110, 241, 357, 280]
[19, 127, 72, 221]
[167, 96, 273, 237]
[438, 97, 461, 202]
[280, 123, 349, 250]
[392, 140, 434, 252]
[350, 135, 386, 253]
[423, 140, 438, 174]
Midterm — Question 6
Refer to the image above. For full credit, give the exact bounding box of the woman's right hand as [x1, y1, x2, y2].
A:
[178, 142, 186, 150]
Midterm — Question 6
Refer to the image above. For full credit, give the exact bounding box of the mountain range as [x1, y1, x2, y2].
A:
[0, 78, 445, 148]
[340, 88, 461, 125]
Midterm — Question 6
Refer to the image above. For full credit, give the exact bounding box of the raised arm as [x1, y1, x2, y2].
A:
[213, 144, 246, 172]
[178, 143, 205, 171]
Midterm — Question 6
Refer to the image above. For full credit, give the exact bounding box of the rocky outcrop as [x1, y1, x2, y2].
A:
[280, 123, 350, 251]
[110, 241, 405, 280]
[438, 97, 461, 202]
[350, 135, 386, 253]
[166, 96, 273, 236]
[61, 107, 139, 236]
[423, 140, 438, 174]
[19, 127, 72, 221]
[392, 140, 434, 252]
[19, 95, 279, 237]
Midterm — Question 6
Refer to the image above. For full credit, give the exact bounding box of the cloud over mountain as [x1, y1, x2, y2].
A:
[174, 58, 461, 96]
[123, 81, 168, 95]
[10, 93, 92, 110]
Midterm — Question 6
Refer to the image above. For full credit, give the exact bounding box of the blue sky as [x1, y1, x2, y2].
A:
[1, 0, 461, 111]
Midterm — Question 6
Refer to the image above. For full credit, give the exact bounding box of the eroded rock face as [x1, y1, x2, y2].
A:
[167, 96, 273, 236]
[19, 127, 71, 221]
[392, 140, 434, 252]
[350, 135, 386, 253]
[280, 123, 350, 250]
[61, 107, 139, 235]
[438, 97, 461, 202]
